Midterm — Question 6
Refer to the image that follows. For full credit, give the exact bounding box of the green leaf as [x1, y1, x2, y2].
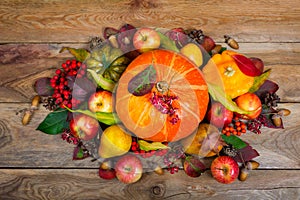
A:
[221, 135, 247, 150]
[36, 108, 69, 134]
[138, 140, 169, 151]
[207, 82, 250, 114]
[128, 64, 156, 96]
[157, 31, 180, 52]
[59, 47, 90, 62]
[65, 107, 120, 125]
[248, 69, 271, 93]
[87, 69, 115, 92]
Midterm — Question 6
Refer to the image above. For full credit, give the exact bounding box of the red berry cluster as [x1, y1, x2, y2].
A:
[222, 117, 247, 136]
[130, 137, 168, 158]
[61, 129, 80, 145]
[50, 60, 86, 108]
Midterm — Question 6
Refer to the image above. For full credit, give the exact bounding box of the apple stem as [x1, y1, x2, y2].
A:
[139, 32, 147, 41]
[214, 167, 227, 173]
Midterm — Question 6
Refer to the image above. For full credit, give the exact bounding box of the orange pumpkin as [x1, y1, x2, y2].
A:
[115, 49, 209, 142]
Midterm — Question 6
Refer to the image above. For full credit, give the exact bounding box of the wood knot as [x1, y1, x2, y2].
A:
[150, 183, 165, 198]
[129, 0, 159, 9]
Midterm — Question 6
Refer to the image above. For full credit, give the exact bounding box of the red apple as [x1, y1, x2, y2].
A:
[99, 168, 116, 180]
[115, 154, 143, 184]
[200, 35, 216, 53]
[99, 161, 116, 180]
[165, 28, 189, 48]
[70, 114, 99, 141]
[206, 102, 233, 128]
[235, 93, 262, 120]
[211, 156, 239, 184]
[133, 28, 160, 52]
[88, 90, 113, 113]
[249, 57, 264, 75]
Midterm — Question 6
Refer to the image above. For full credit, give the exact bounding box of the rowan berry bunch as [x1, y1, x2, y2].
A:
[222, 117, 247, 136]
[50, 59, 86, 108]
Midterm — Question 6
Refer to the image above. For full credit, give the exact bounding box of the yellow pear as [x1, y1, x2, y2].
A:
[181, 123, 223, 157]
[180, 43, 203, 67]
[98, 125, 132, 158]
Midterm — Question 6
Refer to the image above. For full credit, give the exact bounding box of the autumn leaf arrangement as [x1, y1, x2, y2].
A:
[22, 23, 291, 184]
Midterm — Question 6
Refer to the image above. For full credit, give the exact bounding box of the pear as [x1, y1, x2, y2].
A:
[180, 43, 203, 67]
[181, 123, 223, 157]
[98, 125, 132, 158]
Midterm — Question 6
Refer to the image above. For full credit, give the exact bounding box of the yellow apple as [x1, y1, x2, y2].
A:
[180, 43, 203, 67]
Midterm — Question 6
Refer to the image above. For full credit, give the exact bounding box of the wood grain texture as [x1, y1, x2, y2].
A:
[1, 43, 299, 65]
[0, 169, 299, 200]
[0, 0, 299, 43]
[0, 103, 298, 168]
[0, 0, 299, 198]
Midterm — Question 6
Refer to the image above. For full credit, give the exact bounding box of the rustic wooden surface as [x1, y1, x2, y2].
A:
[0, 0, 299, 199]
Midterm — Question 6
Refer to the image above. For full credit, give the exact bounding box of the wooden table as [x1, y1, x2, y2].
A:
[0, 0, 299, 199]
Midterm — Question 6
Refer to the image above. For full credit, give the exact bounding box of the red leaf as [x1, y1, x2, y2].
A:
[233, 143, 259, 163]
[255, 80, 279, 98]
[232, 54, 262, 77]
[73, 144, 90, 160]
[34, 77, 54, 97]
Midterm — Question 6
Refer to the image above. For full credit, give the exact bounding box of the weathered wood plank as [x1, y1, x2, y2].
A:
[0, 0, 299, 43]
[0, 169, 299, 200]
[0, 103, 298, 168]
[1, 43, 299, 65]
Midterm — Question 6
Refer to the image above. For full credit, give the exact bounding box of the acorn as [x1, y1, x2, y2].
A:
[108, 35, 119, 48]
[272, 114, 282, 127]
[211, 44, 222, 55]
[22, 110, 33, 125]
[239, 167, 249, 181]
[154, 166, 164, 175]
[31, 95, 41, 110]
[246, 160, 260, 170]
[278, 108, 291, 117]
[224, 35, 239, 49]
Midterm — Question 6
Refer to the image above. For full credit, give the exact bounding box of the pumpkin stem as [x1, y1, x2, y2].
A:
[224, 66, 235, 77]
[156, 81, 169, 93]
